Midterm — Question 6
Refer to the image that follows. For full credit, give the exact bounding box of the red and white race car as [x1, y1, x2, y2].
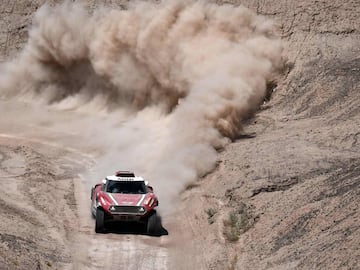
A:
[90, 171, 160, 235]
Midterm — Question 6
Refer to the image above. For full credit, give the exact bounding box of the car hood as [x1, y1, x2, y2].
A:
[106, 193, 147, 206]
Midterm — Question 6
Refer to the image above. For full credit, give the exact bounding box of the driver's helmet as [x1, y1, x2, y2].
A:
[111, 186, 120, 193]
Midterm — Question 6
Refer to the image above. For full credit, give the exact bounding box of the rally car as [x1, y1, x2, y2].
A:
[90, 171, 160, 235]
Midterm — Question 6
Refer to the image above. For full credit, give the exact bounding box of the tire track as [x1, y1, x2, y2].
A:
[73, 174, 169, 270]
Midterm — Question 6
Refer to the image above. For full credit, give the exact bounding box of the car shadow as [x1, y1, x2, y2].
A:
[101, 216, 168, 237]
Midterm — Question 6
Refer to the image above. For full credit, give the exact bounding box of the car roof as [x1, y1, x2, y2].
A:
[105, 175, 145, 182]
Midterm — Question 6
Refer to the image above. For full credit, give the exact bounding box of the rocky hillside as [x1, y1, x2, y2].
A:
[179, 98, 359, 268]
[176, 0, 359, 269]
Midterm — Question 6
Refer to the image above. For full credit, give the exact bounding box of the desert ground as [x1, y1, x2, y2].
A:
[0, 0, 359, 269]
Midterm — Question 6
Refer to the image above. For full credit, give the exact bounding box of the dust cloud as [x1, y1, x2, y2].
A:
[0, 0, 283, 213]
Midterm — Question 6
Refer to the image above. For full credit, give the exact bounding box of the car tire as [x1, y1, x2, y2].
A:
[146, 212, 160, 236]
[91, 205, 96, 218]
[95, 208, 105, 233]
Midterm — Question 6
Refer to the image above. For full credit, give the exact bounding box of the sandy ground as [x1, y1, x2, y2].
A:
[174, 108, 360, 269]
[0, 1, 359, 270]
[0, 100, 170, 270]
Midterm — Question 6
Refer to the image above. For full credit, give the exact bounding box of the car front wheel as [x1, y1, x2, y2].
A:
[146, 212, 161, 236]
[95, 208, 105, 233]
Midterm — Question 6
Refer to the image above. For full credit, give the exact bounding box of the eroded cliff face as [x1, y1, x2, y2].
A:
[176, 1, 359, 269]
[243, 0, 360, 118]
[0, 1, 359, 270]
[171, 1, 359, 269]
[0, 0, 128, 61]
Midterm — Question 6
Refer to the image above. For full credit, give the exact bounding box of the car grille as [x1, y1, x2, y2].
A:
[110, 206, 143, 214]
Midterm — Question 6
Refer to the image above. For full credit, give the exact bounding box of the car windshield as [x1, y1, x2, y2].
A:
[106, 180, 146, 194]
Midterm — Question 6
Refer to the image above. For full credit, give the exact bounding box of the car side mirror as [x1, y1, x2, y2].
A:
[147, 185, 154, 193]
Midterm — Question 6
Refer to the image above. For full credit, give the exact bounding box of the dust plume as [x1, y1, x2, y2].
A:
[0, 0, 284, 213]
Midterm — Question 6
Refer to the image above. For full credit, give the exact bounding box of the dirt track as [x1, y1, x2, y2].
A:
[0, 101, 169, 269]
[0, 135, 83, 269]
[0, 0, 359, 269]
